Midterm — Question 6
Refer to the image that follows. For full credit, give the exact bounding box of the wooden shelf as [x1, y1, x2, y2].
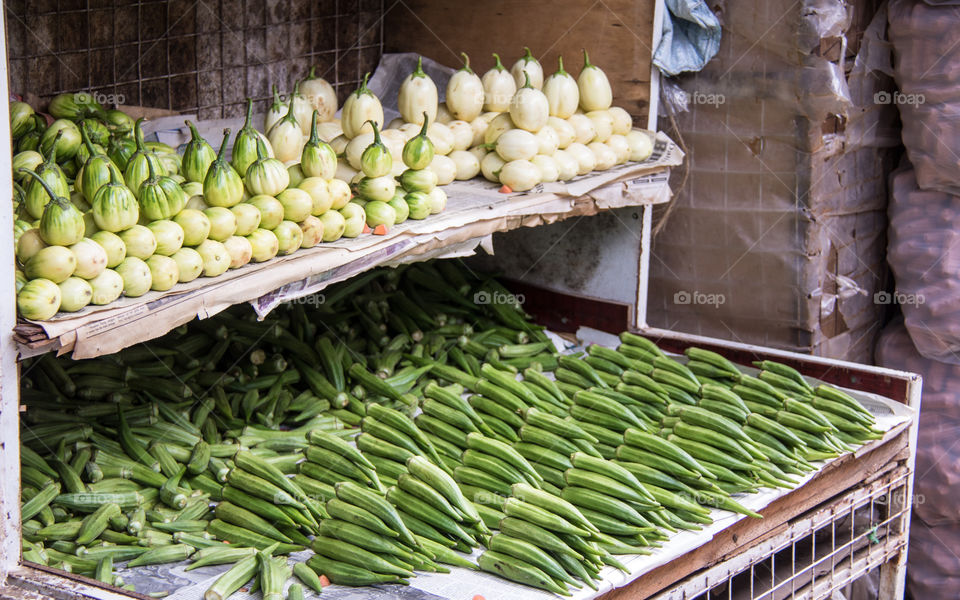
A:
[15, 160, 675, 360]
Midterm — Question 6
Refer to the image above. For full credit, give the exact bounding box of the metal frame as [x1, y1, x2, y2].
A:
[0, 1, 21, 584]
[0, 1, 919, 598]
[635, 0, 665, 331]
[651, 468, 911, 600]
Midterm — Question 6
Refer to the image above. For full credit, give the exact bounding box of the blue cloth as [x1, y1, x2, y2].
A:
[653, 0, 722, 76]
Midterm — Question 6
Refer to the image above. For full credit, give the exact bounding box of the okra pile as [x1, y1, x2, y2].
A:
[19, 261, 883, 597]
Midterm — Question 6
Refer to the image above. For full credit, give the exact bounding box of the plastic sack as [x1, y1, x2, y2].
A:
[888, 0, 960, 195]
[653, 0, 721, 77]
[875, 319, 960, 526]
[887, 166, 960, 364]
[875, 320, 960, 599]
[905, 520, 960, 599]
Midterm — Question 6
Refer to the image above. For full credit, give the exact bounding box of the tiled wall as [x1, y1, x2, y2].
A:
[4, 0, 383, 119]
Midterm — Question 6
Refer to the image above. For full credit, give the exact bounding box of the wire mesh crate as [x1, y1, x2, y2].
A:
[650, 468, 911, 600]
[4, 0, 384, 118]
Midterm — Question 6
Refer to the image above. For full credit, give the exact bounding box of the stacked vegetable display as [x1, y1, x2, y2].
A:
[18, 261, 884, 597]
[10, 48, 657, 321]
[10, 82, 417, 321]
[383, 48, 655, 191]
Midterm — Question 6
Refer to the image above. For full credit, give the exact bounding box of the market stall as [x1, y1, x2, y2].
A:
[0, 1, 918, 599]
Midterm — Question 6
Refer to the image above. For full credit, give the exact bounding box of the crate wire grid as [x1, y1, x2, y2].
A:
[652, 467, 911, 600]
[4, 0, 385, 119]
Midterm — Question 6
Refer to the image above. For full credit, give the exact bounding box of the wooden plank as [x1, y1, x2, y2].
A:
[383, 0, 656, 119]
[18, 169, 669, 360]
[599, 427, 911, 599]
[491, 285, 919, 407]
[6, 565, 141, 600]
[650, 335, 911, 404]
[504, 279, 633, 334]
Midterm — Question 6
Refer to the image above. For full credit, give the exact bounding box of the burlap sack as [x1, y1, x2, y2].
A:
[889, 0, 960, 195]
[875, 320, 960, 598]
[887, 167, 960, 365]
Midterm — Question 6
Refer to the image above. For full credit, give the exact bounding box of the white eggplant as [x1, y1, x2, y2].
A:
[335, 160, 359, 183]
[330, 134, 349, 155]
[482, 54, 516, 113]
[354, 175, 396, 203]
[341, 73, 384, 139]
[625, 130, 654, 161]
[567, 113, 597, 145]
[398, 56, 438, 125]
[483, 112, 515, 145]
[480, 152, 506, 182]
[88, 268, 125, 304]
[428, 155, 457, 186]
[531, 154, 559, 183]
[578, 50, 612, 111]
[494, 129, 538, 162]
[608, 106, 633, 135]
[510, 47, 543, 90]
[565, 142, 597, 175]
[345, 132, 376, 171]
[290, 80, 314, 135]
[402, 116, 435, 169]
[301, 111, 339, 179]
[360, 121, 393, 178]
[264, 86, 287, 134]
[146, 255, 179, 291]
[316, 121, 342, 142]
[267, 95, 306, 163]
[586, 110, 614, 142]
[435, 103, 454, 124]
[534, 126, 559, 155]
[552, 149, 578, 181]
[449, 150, 480, 180]
[446, 53, 484, 122]
[509, 73, 549, 133]
[427, 188, 446, 214]
[499, 159, 540, 192]
[468, 146, 489, 164]
[381, 129, 407, 161]
[328, 178, 352, 210]
[299, 177, 333, 216]
[547, 116, 576, 149]
[426, 122, 454, 156]
[300, 66, 337, 122]
[224, 235, 254, 267]
[469, 117, 489, 147]
[398, 123, 421, 141]
[606, 134, 631, 164]
[115, 257, 152, 297]
[542, 56, 580, 119]
[171, 248, 203, 282]
[588, 141, 617, 170]
[446, 120, 474, 151]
